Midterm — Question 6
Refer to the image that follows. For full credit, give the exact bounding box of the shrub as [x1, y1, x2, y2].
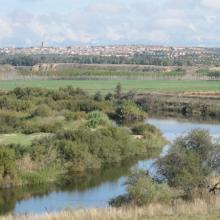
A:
[111, 170, 175, 207]
[116, 101, 147, 123]
[61, 142, 101, 173]
[32, 104, 52, 117]
[94, 91, 103, 102]
[105, 92, 114, 101]
[77, 99, 100, 112]
[0, 111, 22, 133]
[21, 121, 41, 134]
[131, 123, 162, 137]
[31, 126, 146, 173]
[87, 111, 111, 128]
[173, 129, 213, 160]
[115, 83, 122, 99]
[126, 170, 174, 206]
[64, 111, 86, 121]
[157, 129, 213, 197]
[0, 146, 16, 180]
[39, 122, 61, 133]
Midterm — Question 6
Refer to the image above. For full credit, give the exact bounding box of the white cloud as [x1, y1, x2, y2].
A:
[104, 27, 123, 41]
[88, 3, 126, 14]
[0, 0, 220, 46]
[201, 0, 220, 10]
[205, 15, 216, 24]
[0, 18, 11, 40]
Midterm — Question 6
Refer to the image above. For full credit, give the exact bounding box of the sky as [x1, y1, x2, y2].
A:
[0, 0, 220, 47]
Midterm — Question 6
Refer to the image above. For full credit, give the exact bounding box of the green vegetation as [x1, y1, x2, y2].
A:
[115, 82, 122, 99]
[110, 170, 175, 207]
[157, 129, 214, 197]
[0, 86, 165, 188]
[86, 111, 111, 128]
[30, 126, 147, 175]
[136, 92, 220, 121]
[0, 146, 16, 188]
[131, 123, 164, 148]
[0, 80, 220, 93]
[111, 129, 220, 207]
[1, 52, 220, 66]
[126, 170, 175, 206]
[22, 67, 186, 78]
[115, 100, 147, 123]
[196, 69, 220, 79]
[0, 133, 49, 146]
[0, 82, 219, 218]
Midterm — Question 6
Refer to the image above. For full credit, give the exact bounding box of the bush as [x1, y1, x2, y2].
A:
[0, 111, 22, 133]
[111, 170, 175, 206]
[21, 120, 61, 134]
[61, 142, 101, 173]
[77, 99, 100, 112]
[0, 146, 16, 180]
[32, 104, 52, 117]
[105, 92, 114, 101]
[157, 129, 213, 197]
[115, 101, 147, 123]
[87, 111, 111, 128]
[64, 111, 86, 121]
[131, 123, 162, 138]
[126, 170, 174, 206]
[115, 83, 122, 99]
[94, 91, 103, 102]
[31, 126, 146, 173]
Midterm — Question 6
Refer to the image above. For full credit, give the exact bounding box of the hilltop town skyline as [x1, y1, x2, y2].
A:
[1, 44, 220, 59]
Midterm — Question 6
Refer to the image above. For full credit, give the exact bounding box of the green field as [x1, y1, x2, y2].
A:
[0, 80, 219, 93]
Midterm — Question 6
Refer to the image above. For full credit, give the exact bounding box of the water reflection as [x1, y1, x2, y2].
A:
[141, 118, 220, 175]
[0, 158, 147, 215]
[1, 118, 220, 215]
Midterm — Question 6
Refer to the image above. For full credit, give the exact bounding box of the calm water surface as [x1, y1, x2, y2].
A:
[1, 118, 220, 215]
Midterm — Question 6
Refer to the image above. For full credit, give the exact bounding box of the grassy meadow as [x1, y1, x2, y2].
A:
[0, 133, 50, 146]
[0, 80, 220, 93]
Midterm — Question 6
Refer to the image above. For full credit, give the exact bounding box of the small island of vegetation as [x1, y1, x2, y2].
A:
[0, 84, 165, 189]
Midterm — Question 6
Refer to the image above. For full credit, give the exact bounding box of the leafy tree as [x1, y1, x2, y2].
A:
[157, 129, 213, 197]
[110, 170, 174, 207]
[115, 83, 122, 99]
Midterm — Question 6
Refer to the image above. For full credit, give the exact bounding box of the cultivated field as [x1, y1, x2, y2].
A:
[0, 80, 220, 94]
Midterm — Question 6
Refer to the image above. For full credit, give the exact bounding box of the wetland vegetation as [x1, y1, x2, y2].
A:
[0, 85, 166, 189]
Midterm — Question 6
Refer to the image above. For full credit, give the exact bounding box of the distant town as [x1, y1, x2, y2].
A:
[0, 45, 219, 58]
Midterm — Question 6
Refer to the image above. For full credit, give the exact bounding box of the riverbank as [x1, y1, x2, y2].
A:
[135, 92, 220, 121]
[1, 118, 219, 215]
[0, 87, 166, 190]
[3, 195, 220, 220]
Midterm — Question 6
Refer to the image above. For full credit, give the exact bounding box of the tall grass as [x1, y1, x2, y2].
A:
[3, 195, 220, 220]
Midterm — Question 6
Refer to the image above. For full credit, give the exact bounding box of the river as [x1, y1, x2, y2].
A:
[1, 118, 220, 215]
